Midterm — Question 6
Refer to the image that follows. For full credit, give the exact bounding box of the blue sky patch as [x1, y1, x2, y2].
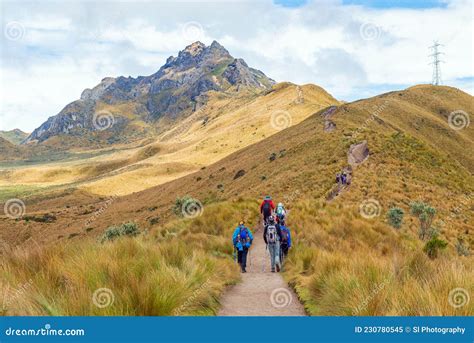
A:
[273, 0, 308, 8]
[341, 0, 448, 9]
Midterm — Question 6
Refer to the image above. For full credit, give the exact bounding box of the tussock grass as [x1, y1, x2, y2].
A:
[282, 200, 474, 316]
[0, 199, 259, 316]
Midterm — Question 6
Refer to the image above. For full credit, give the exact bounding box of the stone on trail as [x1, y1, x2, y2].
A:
[348, 140, 369, 165]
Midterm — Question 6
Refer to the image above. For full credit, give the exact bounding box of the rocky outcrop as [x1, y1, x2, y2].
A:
[23, 41, 275, 145]
[321, 106, 338, 133]
[23, 100, 96, 144]
[80, 77, 116, 101]
[223, 58, 272, 89]
[348, 141, 369, 165]
[324, 120, 336, 132]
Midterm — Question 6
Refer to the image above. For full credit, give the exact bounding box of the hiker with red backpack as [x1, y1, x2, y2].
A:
[260, 195, 275, 224]
[263, 216, 282, 272]
[232, 221, 254, 273]
[277, 219, 292, 262]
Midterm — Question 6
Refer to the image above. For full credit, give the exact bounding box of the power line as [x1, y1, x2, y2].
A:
[428, 41, 444, 86]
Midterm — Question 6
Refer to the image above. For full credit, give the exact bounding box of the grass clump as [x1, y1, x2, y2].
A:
[100, 222, 140, 243]
[387, 207, 404, 229]
[423, 234, 448, 259]
[173, 196, 200, 217]
[455, 237, 470, 257]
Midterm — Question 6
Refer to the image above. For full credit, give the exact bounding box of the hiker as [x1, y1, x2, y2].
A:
[263, 216, 282, 272]
[260, 195, 275, 224]
[345, 171, 352, 185]
[341, 172, 347, 185]
[275, 202, 287, 223]
[232, 221, 253, 273]
[335, 173, 341, 184]
[278, 219, 292, 262]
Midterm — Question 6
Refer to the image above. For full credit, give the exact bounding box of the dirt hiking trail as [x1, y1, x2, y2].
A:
[218, 226, 306, 316]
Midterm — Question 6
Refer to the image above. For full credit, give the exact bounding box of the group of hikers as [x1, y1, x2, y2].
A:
[335, 167, 352, 187]
[232, 196, 292, 273]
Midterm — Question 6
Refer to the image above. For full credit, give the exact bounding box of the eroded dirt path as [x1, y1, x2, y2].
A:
[218, 226, 306, 316]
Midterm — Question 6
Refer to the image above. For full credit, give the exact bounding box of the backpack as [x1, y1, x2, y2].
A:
[266, 225, 278, 244]
[276, 205, 285, 217]
[280, 227, 289, 244]
[262, 201, 272, 215]
[238, 227, 249, 243]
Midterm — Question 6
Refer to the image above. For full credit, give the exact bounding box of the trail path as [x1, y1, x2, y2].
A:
[218, 226, 306, 316]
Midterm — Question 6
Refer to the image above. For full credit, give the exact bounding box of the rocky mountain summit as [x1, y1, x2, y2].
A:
[23, 41, 275, 145]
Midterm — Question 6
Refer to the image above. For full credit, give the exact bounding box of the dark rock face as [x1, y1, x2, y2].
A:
[23, 41, 275, 144]
[24, 100, 95, 143]
[348, 141, 369, 165]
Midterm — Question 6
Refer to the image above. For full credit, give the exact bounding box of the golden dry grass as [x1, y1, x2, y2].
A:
[282, 200, 473, 316]
[0, 200, 260, 315]
[0, 83, 338, 196]
[1, 85, 472, 316]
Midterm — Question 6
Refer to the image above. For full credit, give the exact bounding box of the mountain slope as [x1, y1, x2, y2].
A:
[3, 85, 472, 247]
[0, 137, 21, 157]
[0, 129, 29, 145]
[2, 82, 338, 196]
[23, 41, 274, 147]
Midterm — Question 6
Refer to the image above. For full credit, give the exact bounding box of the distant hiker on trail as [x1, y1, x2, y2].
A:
[336, 170, 351, 188]
[341, 172, 347, 185]
[264, 216, 282, 273]
[275, 202, 287, 223]
[232, 221, 254, 273]
[260, 196, 275, 224]
[278, 219, 292, 262]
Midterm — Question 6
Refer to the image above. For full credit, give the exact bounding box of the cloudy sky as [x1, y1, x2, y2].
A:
[0, 0, 472, 132]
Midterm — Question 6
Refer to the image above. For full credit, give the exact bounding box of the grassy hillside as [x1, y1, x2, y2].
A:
[1, 85, 472, 316]
[1, 200, 258, 315]
[0, 83, 338, 196]
[0, 129, 29, 145]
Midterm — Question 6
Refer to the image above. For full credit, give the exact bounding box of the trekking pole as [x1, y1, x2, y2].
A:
[262, 244, 268, 272]
[248, 247, 252, 268]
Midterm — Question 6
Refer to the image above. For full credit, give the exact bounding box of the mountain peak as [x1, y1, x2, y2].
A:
[24, 41, 275, 145]
[183, 41, 206, 56]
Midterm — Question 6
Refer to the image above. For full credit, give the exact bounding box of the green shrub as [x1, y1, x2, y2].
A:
[410, 201, 436, 240]
[423, 234, 448, 259]
[455, 238, 470, 257]
[173, 196, 194, 217]
[387, 207, 404, 229]
[100, 222, 140, 243]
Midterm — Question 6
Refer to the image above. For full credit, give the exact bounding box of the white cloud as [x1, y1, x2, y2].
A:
[0, 0, 472, 132]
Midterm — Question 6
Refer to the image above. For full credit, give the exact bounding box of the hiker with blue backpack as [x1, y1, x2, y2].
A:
[277, 219, 292, 262]
[232, 221, 254, 273]
[264, 216, 282, 272]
